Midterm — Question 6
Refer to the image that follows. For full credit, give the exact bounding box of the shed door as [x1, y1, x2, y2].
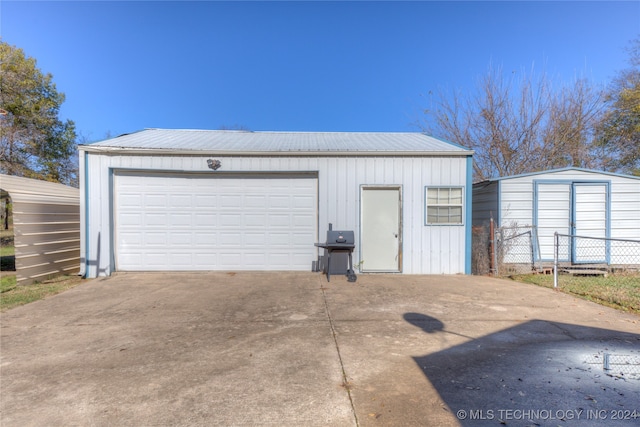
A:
[536, 183, 571, 261]
[572, 183, 608, 263]
[535, 181, 608, 263]
[360, 187, 401, 272]
[114, 172, 318, 271]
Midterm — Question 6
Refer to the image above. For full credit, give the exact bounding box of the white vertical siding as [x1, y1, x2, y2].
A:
[479, 169, 640, 266]
[83, 153, 469, 276]
[610, 178, 640, 241]
[498, 170, 639, 238]
[499, 179, 535, 227]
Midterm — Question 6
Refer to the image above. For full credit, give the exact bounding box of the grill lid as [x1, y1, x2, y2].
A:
[327, 230, 354, 245]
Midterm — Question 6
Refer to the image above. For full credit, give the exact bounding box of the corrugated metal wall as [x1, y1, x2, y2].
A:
[497, 170, 640, 239]
[81, 153, 470, 277]
[0, 175, 80, 285]
[471, 181, 499, 226]
[474, 170, 640, 266]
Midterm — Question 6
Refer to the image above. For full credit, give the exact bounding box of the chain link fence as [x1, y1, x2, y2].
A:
[472, 222, 540, 276]
[553, 233, 640, 289]
[472, 223, 640, 312]
[494, 225, 540, 275]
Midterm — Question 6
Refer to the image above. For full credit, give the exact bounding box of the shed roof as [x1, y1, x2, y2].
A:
[0, 174, 79, 204]
[80, 128, 473, 156]
[474, 167, 640, 185]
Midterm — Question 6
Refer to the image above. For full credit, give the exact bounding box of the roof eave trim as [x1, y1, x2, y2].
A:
[78, 146, 474, 156]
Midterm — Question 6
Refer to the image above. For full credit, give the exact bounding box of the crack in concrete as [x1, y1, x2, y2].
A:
[320, 284, 359, 427]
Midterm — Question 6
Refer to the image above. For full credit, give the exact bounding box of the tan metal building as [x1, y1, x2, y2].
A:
[0, 174, 80, 285]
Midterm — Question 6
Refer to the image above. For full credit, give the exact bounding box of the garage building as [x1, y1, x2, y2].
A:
[79, 129, 473, 278]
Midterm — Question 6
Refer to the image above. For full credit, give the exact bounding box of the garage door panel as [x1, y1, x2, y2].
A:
[220, 253, 242, 267]
[119, 213, 142, 226]
[120, 253, 142, 266]
[269, 195, 292, 209]
[245, 214, 267, 227]
[169, 232, 193, 245]
[143, 252, 168, 267]
[169, 213, 192, 227]
[245, 195, 267, 207]
[269, 233, 291, 246]
[244, 233, 267, 246]
[115, 173, 318, 271]
[269, 253, 293, 265]
[268, 214, 290, 227]
[194, 232, 217, 245]
[292, 232, 315, 245]
[145, 232, 167, 245]
[195, 195, 217, 207]
[245, 253, 267, 267]
[119, 232, 142, 245]
[145, 194, 167, 207]
[194, 253, 216, 266]
[220, 214, 241, 226]
[120, 194, 142, 206]
[219, 232, 242, 247]
[293, 214, 315, 227]
[145, 213, 168, 225]
[295, 195, 316, 208]
[170, 194, 192, 205]
[194, 214, 216, 226]
[171, 253, 193, 266]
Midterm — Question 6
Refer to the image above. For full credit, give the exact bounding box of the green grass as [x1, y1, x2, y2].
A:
[1, 222, 85, 311]
[1, 274, 17, 293]
[0, 245, 14, 257]
[0, 274, 84, 312]
[510, 272, 640, 314]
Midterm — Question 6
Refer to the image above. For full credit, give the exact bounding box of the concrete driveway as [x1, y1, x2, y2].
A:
[1, 272, 639, 426]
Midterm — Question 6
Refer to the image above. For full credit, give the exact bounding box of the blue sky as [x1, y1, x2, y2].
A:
[1, 1, 639, 141]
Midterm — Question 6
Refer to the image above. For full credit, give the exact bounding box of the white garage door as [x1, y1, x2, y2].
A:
[114, 172, 318, 271]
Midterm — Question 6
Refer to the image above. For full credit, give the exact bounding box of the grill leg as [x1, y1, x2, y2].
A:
[347, 252, 357, 282]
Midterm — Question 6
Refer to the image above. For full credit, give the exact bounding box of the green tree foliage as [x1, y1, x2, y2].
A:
[0, 41, 77, 185]
[596, 38, 640, 176]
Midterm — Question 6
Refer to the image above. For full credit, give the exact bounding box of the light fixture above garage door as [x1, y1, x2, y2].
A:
[207, 159, 222, 170]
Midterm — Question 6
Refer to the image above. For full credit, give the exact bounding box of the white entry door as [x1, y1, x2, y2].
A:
[360, 187, 401, 272]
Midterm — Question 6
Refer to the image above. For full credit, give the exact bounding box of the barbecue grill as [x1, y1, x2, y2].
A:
[315, 225, 357, 282]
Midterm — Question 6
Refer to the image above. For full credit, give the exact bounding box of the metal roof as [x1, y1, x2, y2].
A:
[474, 167, 640, 185]
[0, 174, 79, 204]
[80, 128, 473, 156]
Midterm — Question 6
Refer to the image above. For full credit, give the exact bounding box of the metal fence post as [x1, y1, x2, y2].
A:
[553, 232, 558, 289]
[490, 217, 496, 276]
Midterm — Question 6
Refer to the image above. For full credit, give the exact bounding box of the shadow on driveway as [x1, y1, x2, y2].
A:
[405, 313, 640, 426]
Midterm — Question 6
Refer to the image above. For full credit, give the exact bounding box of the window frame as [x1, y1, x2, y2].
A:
[424, 186, 465, 226]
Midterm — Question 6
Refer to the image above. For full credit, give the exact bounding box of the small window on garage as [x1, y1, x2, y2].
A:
[425, 187, 463, 225]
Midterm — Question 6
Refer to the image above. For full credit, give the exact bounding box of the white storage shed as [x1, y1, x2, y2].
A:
[79, 129, 473, 278]
[473, 167, 640, 265]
